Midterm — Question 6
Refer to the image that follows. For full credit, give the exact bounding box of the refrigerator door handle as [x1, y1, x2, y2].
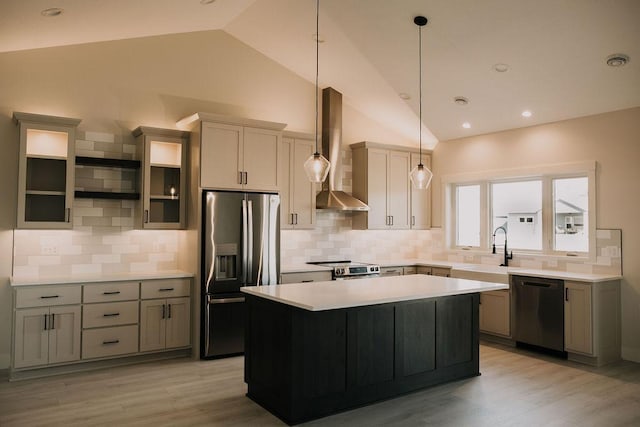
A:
[242, 199, 248, 284]
[247, 200, 254, 284]
[205, 193, 216, 294]
[209, 297, 246, 304]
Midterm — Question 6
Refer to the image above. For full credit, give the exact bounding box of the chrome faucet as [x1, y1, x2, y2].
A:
[492, 226, 513, 266]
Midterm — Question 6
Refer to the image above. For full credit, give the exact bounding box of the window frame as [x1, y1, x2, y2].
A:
[443, 161, 596, 259]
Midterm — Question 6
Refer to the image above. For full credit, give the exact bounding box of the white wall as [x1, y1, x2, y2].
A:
[0, 29, 409, 369]
[432, 107, 640, 362]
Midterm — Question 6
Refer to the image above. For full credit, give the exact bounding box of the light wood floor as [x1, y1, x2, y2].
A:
[1, 342, 639, 426]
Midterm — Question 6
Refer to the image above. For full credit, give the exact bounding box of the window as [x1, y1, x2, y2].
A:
[491, 181, 542, 250]
[445, 161, 595, 257]
[456, 185, 480, 247]
[553, 177, 588, 252]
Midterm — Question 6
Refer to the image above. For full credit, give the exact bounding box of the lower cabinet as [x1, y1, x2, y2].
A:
[479, 290, 511, 337]
[417, 266, 451, 277]
[564, 280, 620, 366]
[140, 297, 191, 352]
[14, 305, 81, 369]
[12, 277, 192, 376]
[380, 266, 403, 277]
[280, 271, 332, 284]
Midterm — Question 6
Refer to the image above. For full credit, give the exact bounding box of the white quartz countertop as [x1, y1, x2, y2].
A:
[241, 274, 508, 311]
[282, 260, 621, 283]
[10, 270, 194, 286]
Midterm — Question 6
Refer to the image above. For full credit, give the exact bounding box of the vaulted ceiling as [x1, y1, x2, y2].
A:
[1, 0, 638, 148]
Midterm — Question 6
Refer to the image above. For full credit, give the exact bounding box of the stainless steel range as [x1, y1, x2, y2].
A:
[307, 260, 381, 280]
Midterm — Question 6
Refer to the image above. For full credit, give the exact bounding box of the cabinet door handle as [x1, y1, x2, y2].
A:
[238, 171, 243, 185]
[162, 304, 166, 319]
[294, 213, 298, 225]
[390, 216, 394, 226]
[103, 291, 121, 295]
[168, 304, 172, 319]
[144, 209, 149, 224]
[66, 208, 71, 223]
[159, 288, 174, 292]
[301, 280, 314, 283]
[565, 288, 569, 302]
[44, 314, 48, 331]
[290, 213, 294, 225]
[412, 215, 416, 226]
[103, 312, 120, 317]
[244, 171, 248, 185]
[40, 295, 59, 299]
[102, 340, 120, 345]
[50, 313, 55, 330]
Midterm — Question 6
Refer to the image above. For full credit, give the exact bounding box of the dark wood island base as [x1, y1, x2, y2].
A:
[244, 292, 480, 425]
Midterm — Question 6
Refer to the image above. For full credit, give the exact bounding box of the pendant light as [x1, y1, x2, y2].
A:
[303, 0, 331, 183]
[409, 16, 434, 191]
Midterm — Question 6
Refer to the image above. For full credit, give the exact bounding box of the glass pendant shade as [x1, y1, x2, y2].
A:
[304, 152, 331, 183]
[410, 163, 433, 190]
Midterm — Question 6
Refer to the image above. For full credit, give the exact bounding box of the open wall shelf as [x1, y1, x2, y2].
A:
[76, 156, 141, 169]
[74, 191, 140, 200]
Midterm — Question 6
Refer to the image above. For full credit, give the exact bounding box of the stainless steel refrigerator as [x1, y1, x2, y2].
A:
[201, 190, 280, 359]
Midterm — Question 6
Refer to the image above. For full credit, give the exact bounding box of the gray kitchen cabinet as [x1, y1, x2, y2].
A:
[182, 113, 285, 192]
[564, 280, 620, 366]
[403, 266, 418, 275]
[380, 266, 403, 277]
[410, 152, 432, 229]
[14, 112, 81, 229]
[140, 279, 191, 352]
[479, 290, 511, 337]
[280, 270, 332, 284]
[133, 126, 189, 229]
[352, 142, 411, 230]
[281, 132, 316, 229]
[13, 285, 82, 369]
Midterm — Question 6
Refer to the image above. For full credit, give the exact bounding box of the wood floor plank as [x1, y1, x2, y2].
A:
[0, 343, 639, 426]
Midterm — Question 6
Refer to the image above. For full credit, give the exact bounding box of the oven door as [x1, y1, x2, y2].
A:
[335, 274, 381, 281]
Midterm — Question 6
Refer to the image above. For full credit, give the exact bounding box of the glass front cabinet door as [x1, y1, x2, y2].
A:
[133, 126, 189, 229]
[14, 112, 81, 229]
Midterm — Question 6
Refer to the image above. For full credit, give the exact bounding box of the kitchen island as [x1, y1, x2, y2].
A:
[241, 275, 508, 425]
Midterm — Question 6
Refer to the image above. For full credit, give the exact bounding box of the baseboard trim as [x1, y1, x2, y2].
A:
[9, 348, 191, 381]
[480, 333, 515, 347]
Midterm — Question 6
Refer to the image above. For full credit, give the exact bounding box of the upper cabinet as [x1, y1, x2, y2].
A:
[351, 142, 432, 231]
[14, 112, 81, 229]
[178, 113, 285, 193]
[281, 132, 316, 229]
[133, 126, 189, 229]
[352, 142, 411, 230]
[410, 152, 432, 229]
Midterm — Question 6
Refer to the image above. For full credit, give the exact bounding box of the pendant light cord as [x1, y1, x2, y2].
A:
[418, 22, 423, 166]
[314, 0, 320, 155]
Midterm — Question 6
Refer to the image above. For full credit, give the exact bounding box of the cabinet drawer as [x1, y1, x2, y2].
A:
[82, 325, 139, 359]
[83, 301, 139, 329]
[141, 279, 190, 299]
[83, 281, 139, 303]
[280, 271, 332, 284]
[403, 266, 418, 275]
[15, 285, 81, 308]
[431, 267, 451, 277]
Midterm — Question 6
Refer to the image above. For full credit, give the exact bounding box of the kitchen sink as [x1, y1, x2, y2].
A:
[450, 264, 510, 284]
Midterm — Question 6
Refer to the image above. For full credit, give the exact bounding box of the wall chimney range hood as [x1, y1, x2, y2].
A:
[315, 87, 369, 211]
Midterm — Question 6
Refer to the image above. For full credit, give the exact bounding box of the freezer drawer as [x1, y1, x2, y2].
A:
[203, 294, 245, 358]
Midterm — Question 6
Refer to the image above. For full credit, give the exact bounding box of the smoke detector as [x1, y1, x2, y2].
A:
[606, 54, 629, 67]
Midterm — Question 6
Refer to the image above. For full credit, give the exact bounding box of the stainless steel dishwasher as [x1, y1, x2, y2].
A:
[512, 275, 565, 353]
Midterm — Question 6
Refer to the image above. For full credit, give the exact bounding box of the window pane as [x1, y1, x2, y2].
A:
[456, 185, 480, 247]
[554, 177, 588, 252]
[491, 181, 542, 250]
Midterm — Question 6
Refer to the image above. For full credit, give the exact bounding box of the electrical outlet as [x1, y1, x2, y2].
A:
[41, 245, 60, 255]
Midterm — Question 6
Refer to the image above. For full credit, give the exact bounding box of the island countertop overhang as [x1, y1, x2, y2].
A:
[241, 274, 508, 311]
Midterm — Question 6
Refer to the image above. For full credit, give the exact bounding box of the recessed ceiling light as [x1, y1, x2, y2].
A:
[41, 7, 63, 17]
[522, 110, 532, 118]
[462, 122, 471, 129]
[313, 33, 325, 43]
[454, 96, 469, 106]
[606, 53, 629, 67]
[200, 0, 216, 4]
[399, 93, 411, 100]
[493, 63, 510, 73]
